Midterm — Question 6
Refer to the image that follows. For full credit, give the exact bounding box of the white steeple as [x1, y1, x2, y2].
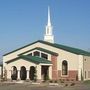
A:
[44, 6, 54, 43]
[48, 6, 51, 26]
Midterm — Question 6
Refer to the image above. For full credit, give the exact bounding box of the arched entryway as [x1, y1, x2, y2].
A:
[29, 66, 36, 80]
[11, 66, 17, 80]
[20, 66, 27, 80]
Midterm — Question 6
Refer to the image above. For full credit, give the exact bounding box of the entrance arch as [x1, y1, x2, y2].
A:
[11, 66, 17, 80]
[20, 66, 27, 80]
[29, 66, 36, 80]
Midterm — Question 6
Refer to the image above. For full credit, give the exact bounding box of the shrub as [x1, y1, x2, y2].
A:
[66, 79, 69, 81]
[61, 80, 64, 83]
[70, 83, 75, 86]
[45, 74, 49, 81]
[49, 80, 53, 83]
[65, 84, 68, 86]
[84, 80, 90, 84]
[54, 80, 58, 83]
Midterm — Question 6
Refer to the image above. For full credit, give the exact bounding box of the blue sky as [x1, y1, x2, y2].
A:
[0, 0, 90, 60]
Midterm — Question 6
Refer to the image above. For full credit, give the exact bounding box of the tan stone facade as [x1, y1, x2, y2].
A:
[3, 40, 90, 81]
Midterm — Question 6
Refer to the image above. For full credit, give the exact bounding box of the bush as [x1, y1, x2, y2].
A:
[66, 79, 69, 81]
[45, 75, 49, 81]
[60, 79, 64, 83]
[65, 84, 68, 86]
[49, 80, 53, 83]
[70, 83, 75, 86]
[84, 80, 90, 84]
[54, 80, 58, 83]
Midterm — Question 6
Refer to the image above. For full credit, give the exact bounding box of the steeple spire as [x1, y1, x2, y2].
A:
[48, 6, 51, 26]
[44, 6, 54, 43]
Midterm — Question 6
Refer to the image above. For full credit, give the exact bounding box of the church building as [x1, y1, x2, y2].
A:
[3, 7, 90, 82]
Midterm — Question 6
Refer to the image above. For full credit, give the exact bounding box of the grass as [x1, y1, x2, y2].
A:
[84, 80, 90, 84]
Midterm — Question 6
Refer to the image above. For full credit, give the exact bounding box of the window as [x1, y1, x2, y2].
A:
[34, 51, 40, 56]
[41, 53, 48, 59]
[27, 53, 32, 56]
[85, 71, 86, 79]
[62, 60, 68, 75]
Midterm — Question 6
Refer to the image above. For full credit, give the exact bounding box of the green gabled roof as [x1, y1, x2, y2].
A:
[19, 47, 58, 56]
[38, 40, 90, 56]
[57, 44, 90, 56]
[4, 40, 90, 56]
[53, 43, 90, 56]
[19, 55, 52, 64]
[6, 55, 52, 64]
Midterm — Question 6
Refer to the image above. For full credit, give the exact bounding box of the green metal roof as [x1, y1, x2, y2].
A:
[4, 40, 90, 56]
[6, 55, 52, 64]
[53, 43, 90, 56]
[37, 40, 90, 56]
[19, 47, 58, 56]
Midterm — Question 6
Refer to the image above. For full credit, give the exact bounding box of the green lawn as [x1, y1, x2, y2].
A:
[84, 80, 90, 84]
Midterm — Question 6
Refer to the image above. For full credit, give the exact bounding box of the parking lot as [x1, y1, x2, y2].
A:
[0, 82, 90, 90]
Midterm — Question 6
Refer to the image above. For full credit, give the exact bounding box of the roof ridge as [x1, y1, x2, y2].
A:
[54, 43, 90, 53]
[38, 40, 90, 55]
[3, 40, 90, 56]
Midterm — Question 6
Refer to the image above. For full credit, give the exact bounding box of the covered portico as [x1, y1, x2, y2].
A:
[6, 55, 52, 81]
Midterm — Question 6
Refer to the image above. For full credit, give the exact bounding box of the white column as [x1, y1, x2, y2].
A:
[17, 70, 20, 80]
[49, 66, 52, 80]
[26, 70, 29, 80]
[37, 65, 41, 80]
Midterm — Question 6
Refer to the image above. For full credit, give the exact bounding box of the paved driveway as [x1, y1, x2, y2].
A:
[0, 83, 90, 90]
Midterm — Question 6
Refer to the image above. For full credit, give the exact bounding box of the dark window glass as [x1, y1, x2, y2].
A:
[41, 53, 48, 59]
[62, 60, 68, 75]
[27, 53, 32, 56]
[34, 51, 40, 56]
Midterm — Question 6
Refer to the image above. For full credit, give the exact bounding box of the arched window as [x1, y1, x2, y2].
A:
[62, 60, 68, 75]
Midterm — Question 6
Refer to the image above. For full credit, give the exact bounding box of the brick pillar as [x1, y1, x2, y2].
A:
[51, 55, 58, 80]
